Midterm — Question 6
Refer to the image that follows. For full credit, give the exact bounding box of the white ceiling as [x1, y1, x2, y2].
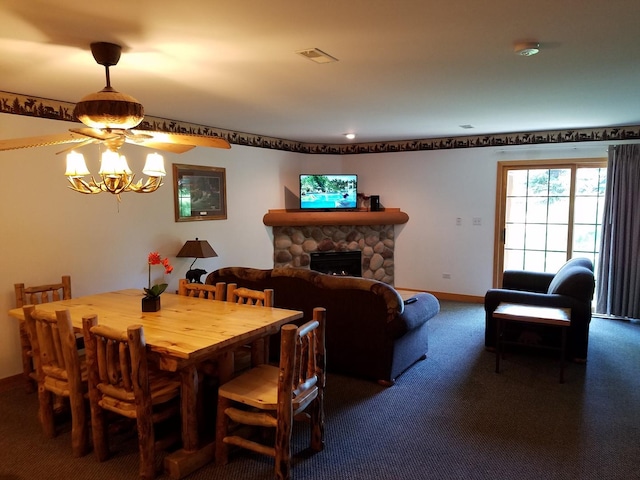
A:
[1, 0, 640, 145]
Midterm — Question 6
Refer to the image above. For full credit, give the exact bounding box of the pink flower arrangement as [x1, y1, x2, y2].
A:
[145, 251, 173, 298]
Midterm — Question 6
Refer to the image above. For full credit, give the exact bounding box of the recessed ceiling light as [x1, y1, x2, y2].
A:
[459, 124, 474, 129]
[344, 133, 356, 140]
[296, 48, 339, 64]
[514, 41, 540, 56]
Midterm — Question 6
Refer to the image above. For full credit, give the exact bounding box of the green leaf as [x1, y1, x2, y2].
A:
[144, 283, 168, 297]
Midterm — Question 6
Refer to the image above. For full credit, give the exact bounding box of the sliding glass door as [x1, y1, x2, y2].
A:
[493, 159, 606, 286]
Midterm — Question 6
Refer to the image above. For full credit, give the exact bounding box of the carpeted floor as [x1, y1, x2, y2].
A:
[1, 301, 639, 479]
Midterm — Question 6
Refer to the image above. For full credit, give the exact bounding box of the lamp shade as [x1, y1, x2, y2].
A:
[177, 238, 217, 259]
[142, 153, 166, 177]
[65, 151, 90, 177]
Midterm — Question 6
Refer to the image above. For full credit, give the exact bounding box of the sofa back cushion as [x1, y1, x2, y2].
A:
[205, 267, 405, 378]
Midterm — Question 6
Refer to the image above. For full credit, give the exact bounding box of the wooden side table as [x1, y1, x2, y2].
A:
[493, 302, 571, 383]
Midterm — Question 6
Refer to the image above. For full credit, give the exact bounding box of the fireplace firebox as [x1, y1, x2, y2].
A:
[310, 251, 362, 277]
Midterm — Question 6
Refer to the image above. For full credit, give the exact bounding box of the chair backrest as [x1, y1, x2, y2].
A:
[82, 315, 150, 419]
[178, 278, 225, 300]
[227, 283, 274, 307]
[22, 305, 82, 396]
[15, 276, 72, 308]
[279, 307, 326, 412]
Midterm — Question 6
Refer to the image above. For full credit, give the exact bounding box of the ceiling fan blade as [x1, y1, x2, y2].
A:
[123, 131, 154, 143]
[0, 132, 89, 152]
[132, 130, 231, 149]
[69, 127, 121, 141]
[56, 138, 100, 155]
[126, 139, 196, 154]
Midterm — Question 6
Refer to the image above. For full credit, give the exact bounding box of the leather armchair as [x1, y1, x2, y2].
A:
[484, 258, 595, 361]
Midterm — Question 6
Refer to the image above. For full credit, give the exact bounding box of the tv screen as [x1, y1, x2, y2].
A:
[300, 174, 358, 210]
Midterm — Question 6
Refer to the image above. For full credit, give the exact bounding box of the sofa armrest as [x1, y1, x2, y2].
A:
[485, 289, 575, 314]
[502, 270, 555, 292]
[388, 293, 440, 338]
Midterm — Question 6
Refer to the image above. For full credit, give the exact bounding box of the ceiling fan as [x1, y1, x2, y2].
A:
[0, 42, 231, 154]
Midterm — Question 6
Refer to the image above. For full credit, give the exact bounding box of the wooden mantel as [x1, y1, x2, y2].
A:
[263, 208, 409, 226]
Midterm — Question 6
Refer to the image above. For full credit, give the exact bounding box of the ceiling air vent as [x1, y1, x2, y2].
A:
[296, 48, 338, 64]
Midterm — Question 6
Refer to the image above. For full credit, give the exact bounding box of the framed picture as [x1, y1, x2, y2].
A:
[173, 164, 227, 221]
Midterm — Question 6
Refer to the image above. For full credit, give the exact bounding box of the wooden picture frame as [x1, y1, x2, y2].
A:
[173, 164, 227, 222]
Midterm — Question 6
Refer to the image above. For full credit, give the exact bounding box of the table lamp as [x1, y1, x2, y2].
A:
[176, 238, 217, 283]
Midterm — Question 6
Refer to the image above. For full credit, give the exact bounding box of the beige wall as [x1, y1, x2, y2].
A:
[0, 112, 607, 379]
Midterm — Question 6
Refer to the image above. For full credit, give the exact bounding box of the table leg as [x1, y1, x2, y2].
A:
[180, 365, 199, 450]
[164, 351, 235, 479]
[164, 365, 215, 479]
[559, 326, 566, 384]
[495, 317, 501, 373]
[218, 350, 233, 384]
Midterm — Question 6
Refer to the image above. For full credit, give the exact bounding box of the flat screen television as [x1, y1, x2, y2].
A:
[299, 174, 358, 210]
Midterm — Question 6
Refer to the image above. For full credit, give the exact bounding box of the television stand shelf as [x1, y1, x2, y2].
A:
[262, 208, 409, 226]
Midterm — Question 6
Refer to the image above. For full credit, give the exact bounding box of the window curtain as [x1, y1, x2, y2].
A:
[596, 144, 640, 318]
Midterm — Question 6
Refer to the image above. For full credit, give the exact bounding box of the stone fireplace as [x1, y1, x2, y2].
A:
[272, 224, 397, 284]
[264, 208, 409, 286]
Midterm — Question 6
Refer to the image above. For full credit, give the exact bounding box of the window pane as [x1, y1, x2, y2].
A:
[524, 250, 545, 270]
[549, 169, 571, 196]
[573, 224, 597, 252]
[574, 196, 599, 223]
[547, 224, 568, 251]
[525, 224, 547, 250]
[597, 197, 606, 222]
[526, 197, 548, 223]
[504, 249, 524, 270]
[548, 196, 569, 223]
[547, 252, 568, 272]
[527, 170, 550, 196]
[577, 167, 607, 195]
[505, 223, 525, 249]
[507, 170, 528, 196]
[505, 197, 526, 223]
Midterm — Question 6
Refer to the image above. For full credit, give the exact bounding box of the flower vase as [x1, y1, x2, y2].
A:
[142, 296, 161, 312]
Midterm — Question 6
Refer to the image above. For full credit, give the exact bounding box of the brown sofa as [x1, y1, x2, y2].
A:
[206, 267, 440, 385]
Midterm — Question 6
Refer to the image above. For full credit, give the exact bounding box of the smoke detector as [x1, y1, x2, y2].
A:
[514, 42, 540, 56]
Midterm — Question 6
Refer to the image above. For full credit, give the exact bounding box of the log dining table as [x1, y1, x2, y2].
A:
[8, 288, 303, 479]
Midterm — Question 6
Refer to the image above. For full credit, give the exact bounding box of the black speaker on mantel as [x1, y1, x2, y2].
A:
[370, 195, 380, 211]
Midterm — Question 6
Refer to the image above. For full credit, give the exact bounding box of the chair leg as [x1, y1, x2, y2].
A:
[19, 323, 36, 393]
[69, 393, 88, 457]
[37, 386, 55, 438]
[90, 402, 109, 462]
[309, 397, 325, 452]
[274, 414, 292, 480]
[215, 396, 231, 465]
[137, 413, 157, 480]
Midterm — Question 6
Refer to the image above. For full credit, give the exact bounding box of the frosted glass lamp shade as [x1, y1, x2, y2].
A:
[142, 153, 166, 177]
[65, 151, 90, 177]
[99, 150, 131, 177]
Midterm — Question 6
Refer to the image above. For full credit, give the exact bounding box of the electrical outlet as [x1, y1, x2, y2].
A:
[442, 273, 451, 279]
[456, 217, 462, 226]
[472, 217, 482, 226]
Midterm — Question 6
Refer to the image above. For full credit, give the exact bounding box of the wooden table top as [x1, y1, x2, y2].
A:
[493, 302, 571, 326]
[9, 289, 303, 370]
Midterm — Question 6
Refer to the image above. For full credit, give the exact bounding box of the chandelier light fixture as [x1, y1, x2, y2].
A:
[64, 147, 166, 197]
[62, 42, 167, 199]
